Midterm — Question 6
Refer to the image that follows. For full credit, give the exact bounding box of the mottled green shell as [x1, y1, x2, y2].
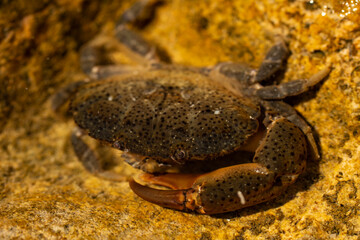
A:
[70, 68, 260, 164]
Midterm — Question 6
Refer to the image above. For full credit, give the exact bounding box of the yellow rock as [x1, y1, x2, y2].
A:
[1, 0, 360, 238]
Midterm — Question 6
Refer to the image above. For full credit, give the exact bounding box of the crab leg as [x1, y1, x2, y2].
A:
[208, 40, 290, 86]
[114, 0, 162, 64]
[117, 0, 163, 27]
[79, 0, 163, 80]
[130, 118, 307, 214]
[255, 39, 290, 84]
[80, 35, 148, 80]
[256, 65, 332, 100]
[71, 127, 128, 182]
[261, 100, 320, 159]
[51, 81, 87, 112]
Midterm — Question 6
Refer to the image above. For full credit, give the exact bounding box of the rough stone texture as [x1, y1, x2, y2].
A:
[1, 0, 360, 239]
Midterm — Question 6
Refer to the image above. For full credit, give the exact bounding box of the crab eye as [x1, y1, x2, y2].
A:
[112, 141, 124, 149]
[171, 149, 187, 162]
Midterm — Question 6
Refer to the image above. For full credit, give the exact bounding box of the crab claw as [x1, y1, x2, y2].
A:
[129, 163, 296, 214]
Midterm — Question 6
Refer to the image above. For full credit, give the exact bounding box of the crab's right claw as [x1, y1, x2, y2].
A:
[129, 163, 293, 214]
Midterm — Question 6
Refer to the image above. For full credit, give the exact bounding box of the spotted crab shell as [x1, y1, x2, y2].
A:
[70, 68, 260, 164]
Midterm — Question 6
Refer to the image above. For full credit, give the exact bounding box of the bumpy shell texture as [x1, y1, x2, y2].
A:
[70, 68, 260, 164]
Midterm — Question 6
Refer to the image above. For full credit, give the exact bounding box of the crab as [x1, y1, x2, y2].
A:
[52, 0, 331, 214]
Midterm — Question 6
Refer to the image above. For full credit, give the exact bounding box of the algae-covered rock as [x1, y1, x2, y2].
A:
[1, 0, 360, 239]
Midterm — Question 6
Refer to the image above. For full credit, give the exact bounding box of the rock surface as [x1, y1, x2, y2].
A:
[1, 0, 360, 239]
